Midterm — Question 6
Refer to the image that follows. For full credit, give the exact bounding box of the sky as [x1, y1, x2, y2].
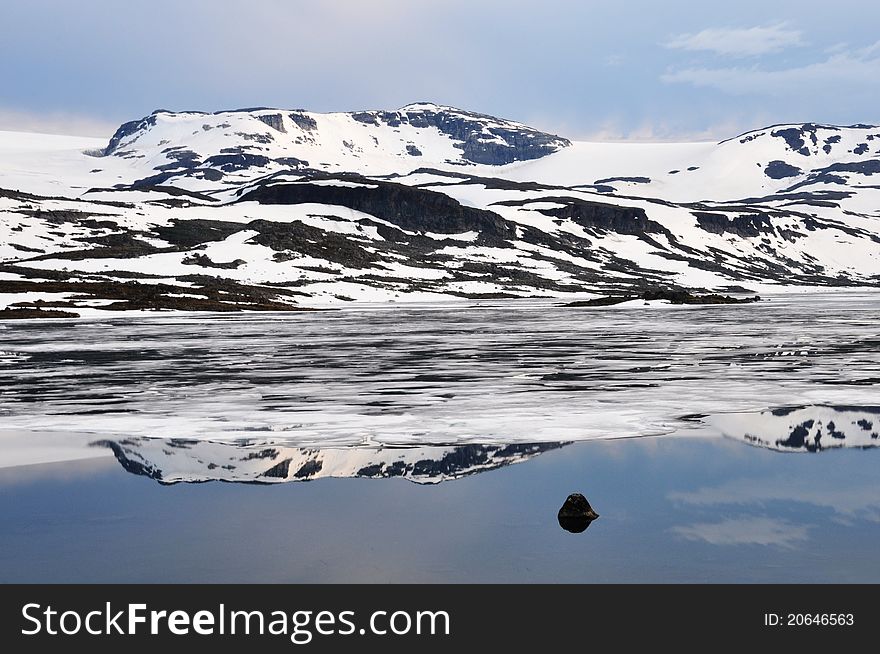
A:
[1, 0, 878, 140]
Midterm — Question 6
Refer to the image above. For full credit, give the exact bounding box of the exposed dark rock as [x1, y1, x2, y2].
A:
[200, 168, 224, 181]
[152, 219, 243, 248]
[294, 459, 323, 479]
[715, 285, 757, 293]
[827, 421, 846, 440]
[154, 149, 201, 171]
[0, 307, 80, 319]
[181, 253, 246, 269]
[201, 122, 231, 131]
[288, 111, 318, 131]
[341, 106, 571, 164]
[411, 445, 490, 478]
[0, 277, 309, 314]
[375, 111, 402, 127]
[411, 108, 569, 163]
[247, 219, 381, 266]
[406, 144, 422, 156]
[261, 458, 292, 478]
[823, 159, 880, 175]
[276, 156, 310, 168]
[694, 212, 773, 237]
[235, 132, 273, 144]
[497, 196, 668, 238]
[222, 107, 274, 114]
[93, 440, 163, 480]
[594, 176, 650, 184]
[103, 115, 157, 155]
[351, 112, 379, 125]
[17, 207, 97, 224]
[777, 419, 817, 451]
[203, 153, 272, 172]
[566, 295, 636, 307]
[10, 244, 44, 253]
[21, 232, 161, 261]
[772, 125, 824, 155]
[565, 289, 760, 307]
[558, 493, 599, 533]
[242, 449, 279, 461]
[239, 178, 515, 239]
[256, 113, 286, 133]
[780, 159, 880, 193]
[764, 160, 802, 179]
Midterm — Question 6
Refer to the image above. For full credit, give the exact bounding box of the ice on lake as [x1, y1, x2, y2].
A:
[1, 292, 879, 474]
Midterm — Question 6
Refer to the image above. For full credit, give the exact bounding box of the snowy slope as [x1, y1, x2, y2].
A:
[1, 107, 879, 312]
[97, 102, 570, 189]
[497, 122, 880, 202]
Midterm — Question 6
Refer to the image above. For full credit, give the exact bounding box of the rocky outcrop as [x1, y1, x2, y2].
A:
[288, 111, 317, 131]
[764, 160, 802, 179]
[328, 104, 570, 164]
[240, 178, 516, 238]
[566, 290, 761, 306]
[0, 307, 80, 319]
[557, 493, 599, 533]
[256, 113, 286, 133]
[694, 212, 774, 237]
[497, 196, 668, 236]
[102, 114, 158, 156]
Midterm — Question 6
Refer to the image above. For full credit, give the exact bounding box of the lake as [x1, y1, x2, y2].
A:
[1, 293, 878, 582]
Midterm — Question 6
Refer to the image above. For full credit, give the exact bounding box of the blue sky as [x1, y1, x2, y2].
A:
[1, 0, 878, 139]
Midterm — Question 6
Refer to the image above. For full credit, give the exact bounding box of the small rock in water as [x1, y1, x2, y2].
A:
[558, 493, 599, 533]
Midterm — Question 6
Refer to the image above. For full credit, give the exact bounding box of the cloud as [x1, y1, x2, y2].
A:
[671, 517, 810, 548]
[603, 54, 624, 67]
[665, 23, 804, 57]
[661, 42, 880, 96]
[0, 107, 117, 137]
[579, 116, 762, 142]
[668, 475, 880, 522]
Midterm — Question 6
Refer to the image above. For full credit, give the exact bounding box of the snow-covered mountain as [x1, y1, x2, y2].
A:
[102, 103, 571, 179]
[92, 438, 566, 485]
[1, 105, 879, 313]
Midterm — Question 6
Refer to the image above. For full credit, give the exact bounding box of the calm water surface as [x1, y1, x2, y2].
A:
[0, 293, 878, 582]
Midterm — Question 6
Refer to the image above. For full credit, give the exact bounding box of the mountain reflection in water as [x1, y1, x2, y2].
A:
[85, 405, 880, 487]
[92, 439, 567, 485]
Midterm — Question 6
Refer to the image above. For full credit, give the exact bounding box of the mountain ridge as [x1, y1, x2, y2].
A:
[1, 103, 879, 314]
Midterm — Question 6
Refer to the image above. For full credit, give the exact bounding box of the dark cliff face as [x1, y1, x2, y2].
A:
[393, 107, 570, 164]
[103, 114, 157, 155]
[772, 125, 822, 156]
[256, 113, 286, 133]
[348, 106, 570, 164]
[238, 178, 516, 238]
[495, 196, 667, 236]
[694, 212, 774, 238]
